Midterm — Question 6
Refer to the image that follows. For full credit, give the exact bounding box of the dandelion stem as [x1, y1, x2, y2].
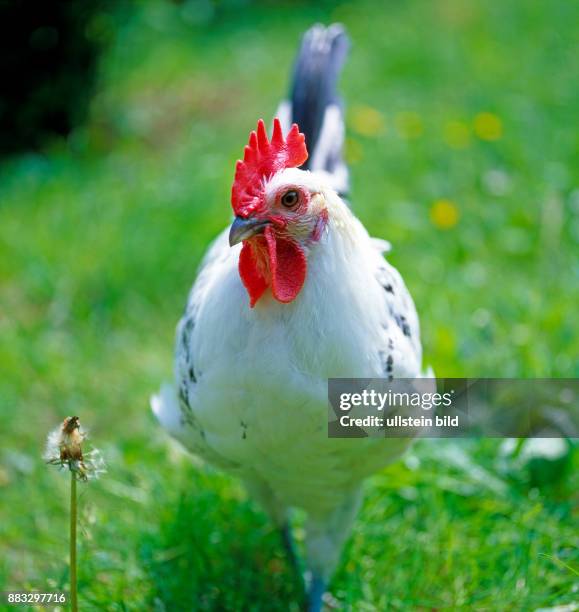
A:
[70, 472, 78, 612]
[45, 416, 104, 609]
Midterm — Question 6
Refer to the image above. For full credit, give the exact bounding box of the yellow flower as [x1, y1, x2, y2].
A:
[435, 326, 457, 358]
[350, 105, 386, 137]
[345, 137, 363, 164]
[430, 199, 459, 229]
[395, 112, 423, 139]
[473, 112, 503, 141]
[443, 120, 471, 149]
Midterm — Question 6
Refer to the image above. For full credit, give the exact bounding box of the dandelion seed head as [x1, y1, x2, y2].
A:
[43, 427, 62, 463]
[44, 416, 105, 481]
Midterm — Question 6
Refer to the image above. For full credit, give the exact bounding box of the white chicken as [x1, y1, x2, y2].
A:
[153, 23, 428, 611]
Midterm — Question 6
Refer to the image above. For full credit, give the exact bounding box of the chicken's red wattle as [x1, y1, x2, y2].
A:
[238, 226, 307, 307]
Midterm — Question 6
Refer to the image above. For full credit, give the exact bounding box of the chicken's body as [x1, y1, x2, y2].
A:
[153, 24, 429, 611]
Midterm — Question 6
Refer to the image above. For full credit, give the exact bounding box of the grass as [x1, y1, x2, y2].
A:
[0, 0, 577, 609]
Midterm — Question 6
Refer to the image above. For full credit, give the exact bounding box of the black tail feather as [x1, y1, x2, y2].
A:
[287, 24, 350, 194]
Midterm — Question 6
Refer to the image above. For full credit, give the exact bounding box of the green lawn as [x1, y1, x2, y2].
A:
[0, 1, 577, 609]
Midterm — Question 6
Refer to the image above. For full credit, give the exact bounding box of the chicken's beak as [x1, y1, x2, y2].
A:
[229, 216, 270, 247]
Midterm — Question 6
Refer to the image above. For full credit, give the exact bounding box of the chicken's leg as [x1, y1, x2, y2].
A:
[281, 521, 302, 577]
[304, 488, 363, 612]
[306, 573, 327, 612]
[244, 479, 306, 595]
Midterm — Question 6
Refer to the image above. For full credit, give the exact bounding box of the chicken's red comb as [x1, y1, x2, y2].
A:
[231, 118, 308, 217]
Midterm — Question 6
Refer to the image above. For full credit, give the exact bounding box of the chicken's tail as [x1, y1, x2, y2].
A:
[151, 383, 184, 439]
[276, 23, 350, 197]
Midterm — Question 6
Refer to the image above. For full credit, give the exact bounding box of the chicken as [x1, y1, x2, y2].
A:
[152, 24, 428, 611]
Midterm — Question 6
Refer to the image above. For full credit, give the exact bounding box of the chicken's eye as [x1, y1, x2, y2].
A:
[281, 189, 299, 208]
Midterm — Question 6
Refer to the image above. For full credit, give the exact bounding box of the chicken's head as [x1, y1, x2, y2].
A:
[229, 118, 328, 307]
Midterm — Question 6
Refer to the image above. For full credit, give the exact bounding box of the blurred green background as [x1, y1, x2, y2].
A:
[0, 0, 577, 610]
